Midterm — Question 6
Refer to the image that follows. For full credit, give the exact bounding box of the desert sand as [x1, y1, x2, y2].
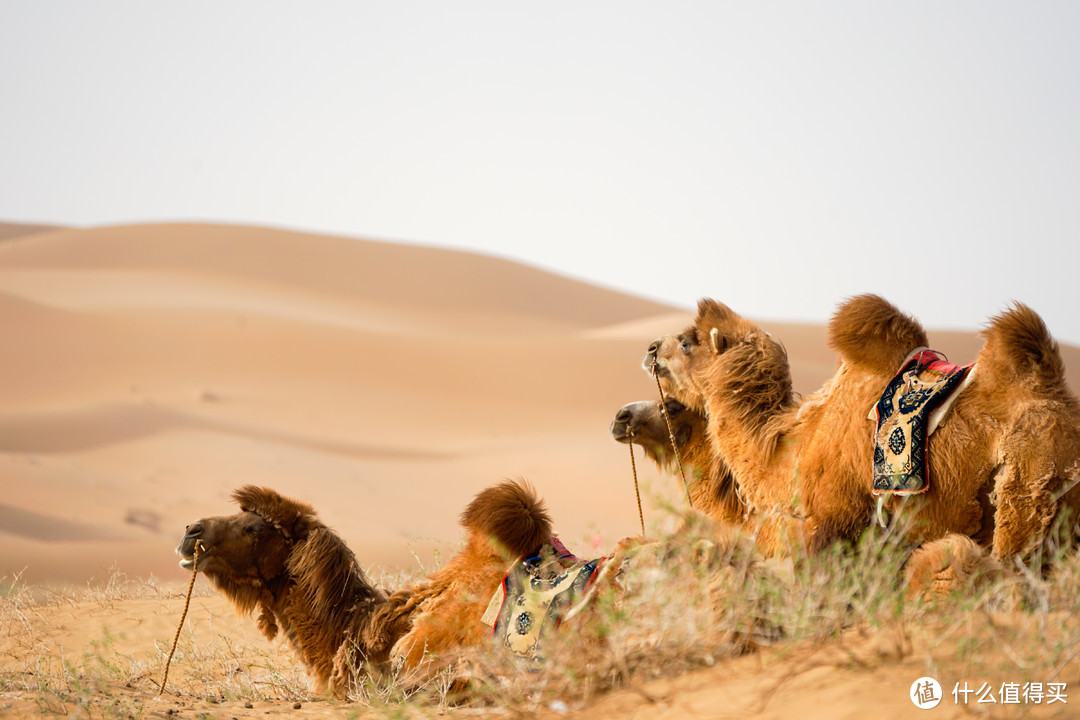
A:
[2, 221, 1079, 719]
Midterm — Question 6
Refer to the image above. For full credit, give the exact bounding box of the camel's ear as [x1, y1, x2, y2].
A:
[232, 485, 315, 541]
[709, 328, 726, 355]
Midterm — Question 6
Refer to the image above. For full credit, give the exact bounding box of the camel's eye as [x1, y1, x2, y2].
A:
[244, 524, 260, 536]
[664, 399, 684, 418]
[680, 338, 693, 355]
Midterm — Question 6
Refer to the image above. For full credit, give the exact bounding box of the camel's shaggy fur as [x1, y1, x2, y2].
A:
[611, 398, 745, 525]
[176, 480, 551, 697]
[646, 294, 1080, 560]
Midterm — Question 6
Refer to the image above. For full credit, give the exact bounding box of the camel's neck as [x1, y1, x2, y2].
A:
[690, 459, 745, 524]
[270, 563, 394, 691]
[706, 397, 797, 490]
[699, 341, 800, 507]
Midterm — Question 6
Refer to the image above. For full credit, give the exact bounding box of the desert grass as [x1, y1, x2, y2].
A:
[4, 508, 1080, 718]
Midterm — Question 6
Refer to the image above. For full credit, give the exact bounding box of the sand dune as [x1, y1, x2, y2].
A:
[2, 221, 1078, 588]
[0, 223, 686, 585]
[0, 222, 63, 242]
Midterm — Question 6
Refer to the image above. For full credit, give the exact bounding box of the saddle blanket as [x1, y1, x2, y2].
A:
[871, 347, 975, 495]
[482, 537, 607, 667]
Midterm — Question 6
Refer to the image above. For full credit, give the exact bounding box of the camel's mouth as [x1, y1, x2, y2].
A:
[645, 356, 671, 380]
[176, 543, 212, 570]
[610, 419, 632, 444]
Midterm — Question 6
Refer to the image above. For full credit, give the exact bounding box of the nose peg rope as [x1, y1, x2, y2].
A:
[651, 361, 695, 510]
[627, 429, 646, 536]
[158, 538, 203, 695]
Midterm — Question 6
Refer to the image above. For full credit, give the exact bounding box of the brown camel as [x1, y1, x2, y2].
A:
[610, 398, 744, 524]
[645, 294, 1080, 560]
[613, 397, 1007, 598]
[175, 480, 552, 697]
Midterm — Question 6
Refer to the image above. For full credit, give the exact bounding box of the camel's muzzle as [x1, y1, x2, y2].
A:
[644, 343, 672, 380]
[176, 544, 212, 570]
[610, 401, 652, 443]
[176, 526, 211, 569]
[643, 339, 663, 374]
[610, 414, 633, 443]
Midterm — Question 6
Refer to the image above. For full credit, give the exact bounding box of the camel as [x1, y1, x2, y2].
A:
[612, 397, 1008, 599]
[645, 294, 1080, 561]
[175, 480, 555, 697]
[610, 398, 744, 525]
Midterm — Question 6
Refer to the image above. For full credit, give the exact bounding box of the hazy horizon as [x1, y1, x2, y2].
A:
[3, 2, 1078, 343]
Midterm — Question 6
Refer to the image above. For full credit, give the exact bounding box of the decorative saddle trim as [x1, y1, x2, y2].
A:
[870, 347, 975, 497]
[482, 537, 606, 667]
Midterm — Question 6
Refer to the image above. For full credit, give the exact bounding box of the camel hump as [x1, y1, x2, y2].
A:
[460, 479, 553, 560]
[827, 294, 928, 373]
[980, 302, 1064, 387]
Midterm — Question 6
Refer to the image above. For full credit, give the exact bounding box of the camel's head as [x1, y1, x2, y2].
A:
[645, 299, 762, 408]
[611, 398, 702, 460]
[176, 486, 315, 589]
[643, 331, 699, 407]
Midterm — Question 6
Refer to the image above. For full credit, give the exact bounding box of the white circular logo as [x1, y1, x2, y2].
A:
[910, 677, 942, 709]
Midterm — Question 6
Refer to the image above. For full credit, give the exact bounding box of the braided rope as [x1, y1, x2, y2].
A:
[158, 539, 203, 695]
[627, 432, 646, 536]
[652, 363, 694, 509]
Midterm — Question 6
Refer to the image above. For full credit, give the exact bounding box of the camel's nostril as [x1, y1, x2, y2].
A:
[186, 523, 203, 538]
[647, 341, 660, 356]
[615, 409, 632, 424]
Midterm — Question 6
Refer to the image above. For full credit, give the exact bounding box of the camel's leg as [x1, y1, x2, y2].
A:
[990, 463, 1058, 562]
[753, 513, 809, 557]
[905, 534, 1004, 600]
[391, 610, 486, 681]
[327, 644, 359, 699]
[391, 619, 455, 678]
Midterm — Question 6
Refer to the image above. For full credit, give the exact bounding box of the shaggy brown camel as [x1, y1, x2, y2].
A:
[613, 397, 1007, 598]
[645, 294, 1080, 560]
[610, 398, 744, 524]
[175, 481, 553, 697]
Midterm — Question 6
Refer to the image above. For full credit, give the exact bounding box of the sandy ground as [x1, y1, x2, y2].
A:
[2, 220, 1079, 719]
[2, 586, 1075, 719]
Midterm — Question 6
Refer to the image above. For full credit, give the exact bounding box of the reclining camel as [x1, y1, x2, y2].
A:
[645, 294, 1080, 561]
[176, 481, 556, 697]
[611, 397, 1004, 597]
[175, 480, 772, 696]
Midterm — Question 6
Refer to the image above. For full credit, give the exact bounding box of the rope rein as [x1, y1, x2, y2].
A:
[158, 538, 203, 696]
[627, 429, 646, 536]
[652, 363, 695, 510]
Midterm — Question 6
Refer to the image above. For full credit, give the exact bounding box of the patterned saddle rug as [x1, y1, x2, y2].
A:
[871, 348, 975, 496]
[482, 537, 607, 667]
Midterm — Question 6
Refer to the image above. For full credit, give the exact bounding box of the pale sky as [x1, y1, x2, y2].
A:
[3, 2, 1079, 343]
